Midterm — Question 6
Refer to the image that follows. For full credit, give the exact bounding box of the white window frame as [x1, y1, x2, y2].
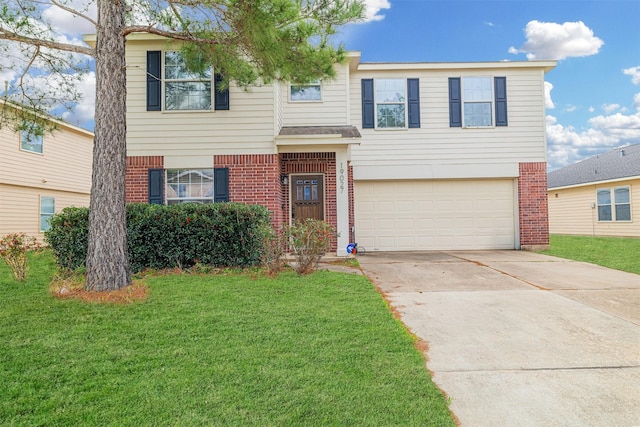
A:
[462, 76, 494, 128]
[596, 186, 632, 222]
[20, 124, 44, 154]
[374, 78, 407, 129]
[165, 168, 215, 204]
[289, 80, 322, 102]
[40, 196, 55, 232]
[163, 51, 213, 112]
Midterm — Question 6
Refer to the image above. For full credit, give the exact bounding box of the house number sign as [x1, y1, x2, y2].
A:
[339, 162, 345, 193]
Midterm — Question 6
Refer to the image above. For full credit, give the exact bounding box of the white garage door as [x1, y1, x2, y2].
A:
[354, 179, 516, 251]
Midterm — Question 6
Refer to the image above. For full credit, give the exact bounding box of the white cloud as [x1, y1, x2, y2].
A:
[484, 21, 495, 27]
[544, 81, 554, 109]
[602, 103, 620, 114]
[42, 1, 97, 36]
[509, 20, 604, 60]
[61, 72, 96, 125]
[634, 93, 640, 111]
[565, 105, 576, 113]
[546, 109, 640, 170]
[588, 106, 595, 113]
[362, 0, 391, 22]
[623, 66, 640, 85]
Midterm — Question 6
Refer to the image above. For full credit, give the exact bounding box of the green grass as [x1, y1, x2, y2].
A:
[541, 234, 640, 274]
[0, 252, 454, 426]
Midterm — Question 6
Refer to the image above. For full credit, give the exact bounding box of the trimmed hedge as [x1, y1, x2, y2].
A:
[45, 203, 271, 272]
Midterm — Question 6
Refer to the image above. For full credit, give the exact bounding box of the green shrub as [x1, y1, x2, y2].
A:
[45, 207, 89, 270]
[45, 203, 271, 272]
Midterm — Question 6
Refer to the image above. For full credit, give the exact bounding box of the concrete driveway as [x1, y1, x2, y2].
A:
[358, 251, 640, 427]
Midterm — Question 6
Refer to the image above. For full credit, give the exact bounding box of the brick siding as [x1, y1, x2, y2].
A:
[125, 156, 164, 203]
[518, 162, 550, 250]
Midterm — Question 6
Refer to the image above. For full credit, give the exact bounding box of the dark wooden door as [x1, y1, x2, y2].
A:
[291, 175, 324, 221]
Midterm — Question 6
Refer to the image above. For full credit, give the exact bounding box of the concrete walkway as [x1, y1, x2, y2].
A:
[357, 251, 640, 427]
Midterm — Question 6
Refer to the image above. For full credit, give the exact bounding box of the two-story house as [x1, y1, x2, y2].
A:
[0, 101, 94, 240]
[112, 34, 555, 255]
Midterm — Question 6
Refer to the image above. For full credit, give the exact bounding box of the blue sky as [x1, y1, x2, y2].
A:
[1, 0, 638, 171]
[341, 0, 640, 170]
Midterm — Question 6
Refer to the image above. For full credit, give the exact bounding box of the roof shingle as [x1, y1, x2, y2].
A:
[548, 143, 640, 189]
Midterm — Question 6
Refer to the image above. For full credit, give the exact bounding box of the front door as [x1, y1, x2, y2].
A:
[291, 175, 324, 221]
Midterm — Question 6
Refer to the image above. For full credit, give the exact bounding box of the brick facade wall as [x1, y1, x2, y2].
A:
[518, 162, 550, 250]
[125, 156, 164, 203]
[213, 154, 283, 229]
[280, 152, 338, 250]
[125, 153, 345, 251]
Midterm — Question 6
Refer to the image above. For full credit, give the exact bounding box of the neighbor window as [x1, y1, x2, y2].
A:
[21, 124, 44, 154]
[290, 80, 322, 101]
[375, 79, 407, 128]
[40, 196, 55, 232]
[164, 51, 212, 111]
[597, 186, 631, 221]
[463, 77, 493, 127]
[166, 169, 215, 204]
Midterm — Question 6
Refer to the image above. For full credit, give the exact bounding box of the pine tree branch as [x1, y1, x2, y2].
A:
[49, 0, 97, 28]
[0, 28, 94, 56]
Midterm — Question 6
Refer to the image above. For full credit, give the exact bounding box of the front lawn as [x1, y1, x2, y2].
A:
[541, 234, 640, 275]
[0, 252, 454, 426]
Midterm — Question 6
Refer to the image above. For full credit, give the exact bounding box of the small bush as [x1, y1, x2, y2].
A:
[260, 226, 288, 276]
[0, 233, 42, 281]
[45, 207, 89, 270]
[45, 203, 271, 272]
[286, 219, 335, 275]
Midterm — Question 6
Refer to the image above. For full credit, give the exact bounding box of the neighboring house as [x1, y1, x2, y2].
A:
[548, 144, 640, 237]
[100, 33, 555, 255]
[0, 101, 94, 240]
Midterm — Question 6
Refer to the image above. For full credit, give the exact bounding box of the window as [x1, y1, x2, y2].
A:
[21, 124, 44, 154]
[463, 77, 493, 127]
[290, 80, 322, 101]
[449, 76, 507, 127]
[164, 51, 212, 111]
[375, 79, 406, 128]
[166, 169, 215, 204]
[597, 186, 631, 221]
[40, 196, 55, 232]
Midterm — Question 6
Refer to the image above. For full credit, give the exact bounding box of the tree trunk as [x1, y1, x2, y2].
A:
[85, 0, 131, 291]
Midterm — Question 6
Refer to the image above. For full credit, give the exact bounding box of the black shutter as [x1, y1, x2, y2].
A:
[148, 169, 164, 204]
[494, 77, 508, 126]
[213, 167, 229, 202]
[361, 79, 374, 129]
[214, 73, 230, 110]
[407, 78, 420, 128]
[449, 77, 462, 127]
[146, 51, 161, 111]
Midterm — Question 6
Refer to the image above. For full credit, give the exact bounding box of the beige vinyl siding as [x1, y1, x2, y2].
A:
[349, 67, 548, 179]
[280, 64, 349, 127]
[0, 125, 93, 194]
[548, 178, 640, 237]
[125, 40, 277, 157]
[0, 184, 90, 241]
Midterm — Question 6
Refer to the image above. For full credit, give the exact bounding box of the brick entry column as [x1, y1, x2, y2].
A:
[518, 162, 549, 250]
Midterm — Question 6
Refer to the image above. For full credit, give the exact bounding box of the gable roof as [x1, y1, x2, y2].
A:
[548, 143, 640, 189]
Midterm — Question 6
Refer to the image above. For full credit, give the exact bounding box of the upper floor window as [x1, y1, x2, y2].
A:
[449, 76, 507, 128]
[166, 169, 215, 204]
[290, 80, 322, 102]
[164, 51, 212, 111]
[40, 196, 55, 232]
[20, 124, 44, 154]
[361, 78, 420, 130]
[463, 77, 493, 127]
[376, 79, 406, 128]
[597, 186, 631, 221]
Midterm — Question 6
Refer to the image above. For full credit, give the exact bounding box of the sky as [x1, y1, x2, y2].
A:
[1, 0, 639, 171]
